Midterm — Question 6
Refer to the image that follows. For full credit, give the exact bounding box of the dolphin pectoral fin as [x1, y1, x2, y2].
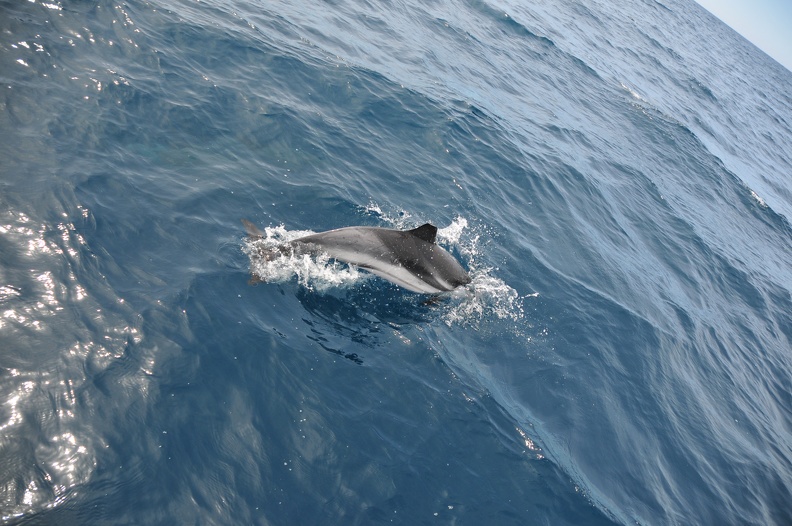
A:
[422, 294, 445, 306]
[242, 219, 264, 240]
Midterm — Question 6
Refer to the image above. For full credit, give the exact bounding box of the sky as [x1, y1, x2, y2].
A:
[694, 0, 792, 72]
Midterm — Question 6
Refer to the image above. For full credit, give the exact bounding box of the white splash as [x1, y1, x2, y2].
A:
[750, 189, 767, 208]
[361, 201, 414, 230]
[620, 81, 644, 101]
[442, 272, 524, 327]
[242, 224, 369, 292]
[438, 216, 468, 245]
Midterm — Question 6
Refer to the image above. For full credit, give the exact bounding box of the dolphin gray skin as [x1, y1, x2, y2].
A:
[243, 220, 471, 293]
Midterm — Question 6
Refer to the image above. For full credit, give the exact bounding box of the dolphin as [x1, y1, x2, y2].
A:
[243, 220, 471, 293]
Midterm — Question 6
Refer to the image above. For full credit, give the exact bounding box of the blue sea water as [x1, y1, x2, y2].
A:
[2, 0, 792, 523]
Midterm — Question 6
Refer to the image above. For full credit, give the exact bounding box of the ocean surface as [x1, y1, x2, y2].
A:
[2, 0, 791, 523]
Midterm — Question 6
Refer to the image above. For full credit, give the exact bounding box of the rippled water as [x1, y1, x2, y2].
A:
[2, 0, 791, 523]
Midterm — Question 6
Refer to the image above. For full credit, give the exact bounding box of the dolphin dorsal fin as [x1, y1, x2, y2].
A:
[242, 219, 264, 240]
[407, 223, 437, 244]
